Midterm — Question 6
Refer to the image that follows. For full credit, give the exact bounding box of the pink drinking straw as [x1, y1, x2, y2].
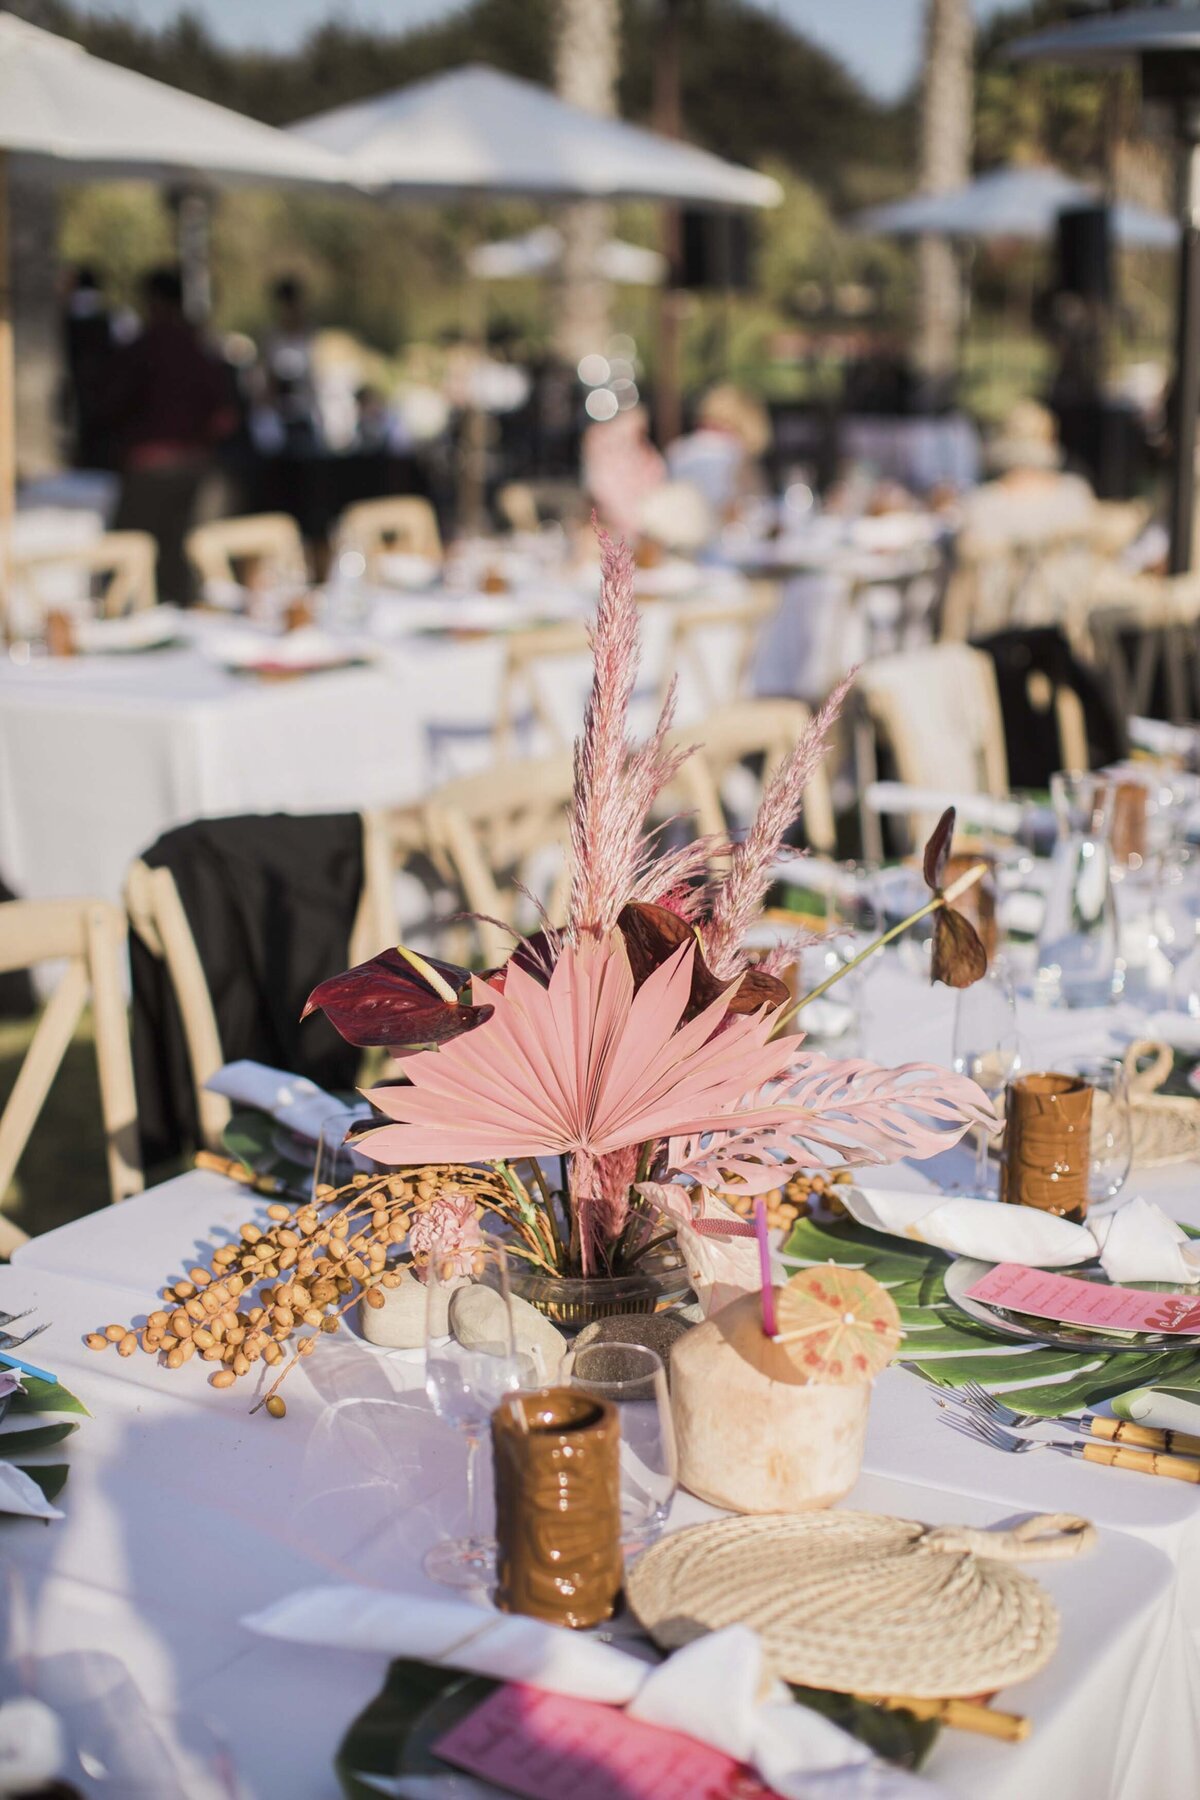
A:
[753, 1197, 777, 1336]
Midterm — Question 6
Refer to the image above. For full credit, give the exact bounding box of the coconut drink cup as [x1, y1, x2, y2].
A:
[670, 1265, 901, 1515]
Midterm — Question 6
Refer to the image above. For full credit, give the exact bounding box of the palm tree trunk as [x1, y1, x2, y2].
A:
[915, 0, 973, 387]
[554, 0, 621, 367]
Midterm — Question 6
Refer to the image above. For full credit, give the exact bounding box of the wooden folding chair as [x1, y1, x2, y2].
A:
[0, 899, 142, 1256]
[657, 582, 778, 714]
[666, 698, 837, 857]
[332, 496, 443, 575]
[493, 620, 592, 758]
[9, 530, 158, 625]
[184, 513, 308, 594]
[422, 755, 576, 967]
[123, 814, 399, 1154]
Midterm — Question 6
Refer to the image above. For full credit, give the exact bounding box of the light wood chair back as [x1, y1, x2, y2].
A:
[10, 530, 158, 623]
[494, 620, 592, 758]
[855, 644, 1009, 858]
[123, 816, 398, 1155]
[496, 480, 587, 536]
[184, 513, 307, 594]
[333, 496, 443, 574]
[666, 698, 837, 857]
[658, 582, 777, 714]
[0, 899, 142, 1255]
[422, 755, 576, 966]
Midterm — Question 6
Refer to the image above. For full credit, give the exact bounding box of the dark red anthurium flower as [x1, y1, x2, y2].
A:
[302, 945, 493, 1051]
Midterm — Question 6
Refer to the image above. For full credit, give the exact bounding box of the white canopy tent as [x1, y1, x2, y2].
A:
[0, 14, 352, 549]
[468, 226, 667, 286]
[291, 63, 782, 209]
[852, 164, 1176, 249]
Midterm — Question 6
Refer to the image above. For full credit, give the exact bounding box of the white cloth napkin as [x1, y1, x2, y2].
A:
[243, 1588, 930, 1797]
[0, 1463, 63, 1522]
[205, 1061, 353, 1145]
[838, 1185, 1200, 1286]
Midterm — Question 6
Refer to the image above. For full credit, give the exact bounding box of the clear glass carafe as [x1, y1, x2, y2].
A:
[1036, 772, 1118, 1008]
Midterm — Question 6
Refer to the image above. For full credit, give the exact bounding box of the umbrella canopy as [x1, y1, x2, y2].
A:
[292, 63, 781, 209]
[1009, 6, 1200, 63]
[0, 13, 349, 188]
[853, 163, 1176, 249]
[468, 226, 667, 285]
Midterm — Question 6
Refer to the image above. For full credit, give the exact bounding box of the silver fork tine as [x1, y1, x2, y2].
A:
[0, 1309, 32, 1330]
[0, 1321, 48, 1351]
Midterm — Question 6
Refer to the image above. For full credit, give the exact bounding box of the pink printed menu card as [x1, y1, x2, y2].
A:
[966, 1263, 1200, 1335]
[432, 1682, 785, 1800]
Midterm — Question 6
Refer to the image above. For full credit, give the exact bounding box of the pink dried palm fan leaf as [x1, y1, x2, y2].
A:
[356, 934, 798, 1169]
[668, 1055, 996, 1195]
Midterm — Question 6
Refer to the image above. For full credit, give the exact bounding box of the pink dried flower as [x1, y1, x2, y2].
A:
[703, 671, 853, 979]
[408, 1192, 482, 1280]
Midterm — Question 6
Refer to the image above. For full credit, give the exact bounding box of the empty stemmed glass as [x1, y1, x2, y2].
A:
[951, 967, 1023, 1197]
[1150, 847, 1200, 1012]
[423, 1229, 524, 1589]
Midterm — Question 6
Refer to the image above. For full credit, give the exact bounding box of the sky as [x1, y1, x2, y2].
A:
[68, 0, 1033, 102]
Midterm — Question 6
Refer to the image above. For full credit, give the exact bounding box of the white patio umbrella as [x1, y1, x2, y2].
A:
[0, 14, 351, 542]
[291, 63, 781, 209]
[468, 226, 667, 285]
[852, 164, 1176, 249]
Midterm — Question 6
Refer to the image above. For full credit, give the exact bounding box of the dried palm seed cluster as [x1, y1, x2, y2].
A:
[83, 1162, 522, 1416]
[721, 1167, 852, 1232]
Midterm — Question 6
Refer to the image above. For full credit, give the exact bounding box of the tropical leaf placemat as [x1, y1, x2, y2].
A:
[334, 1656, 938, 1796]
[780, 1214, 1200, 1419]
[2, 1375, 87, 1512]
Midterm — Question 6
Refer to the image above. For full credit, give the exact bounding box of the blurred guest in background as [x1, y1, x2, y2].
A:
[61, 265, 116, 470]
[262, 274, 322, 454]
[104, 265, 236, 603]
[582, 404, 665, 538]
[963, 399, 1096, 545]
[666, 383, 770, 514]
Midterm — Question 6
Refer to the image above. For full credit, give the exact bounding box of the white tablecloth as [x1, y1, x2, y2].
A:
[0, 573, 748, 902]
[5, 1162, 1199, 1798]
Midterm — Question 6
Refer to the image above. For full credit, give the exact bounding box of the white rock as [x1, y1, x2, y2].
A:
[358, 1266, 450, 1348]
[449, 1284, 566, 1384]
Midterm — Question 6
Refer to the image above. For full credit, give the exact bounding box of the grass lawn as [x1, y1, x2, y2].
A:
[0, 1012, 114, 1242]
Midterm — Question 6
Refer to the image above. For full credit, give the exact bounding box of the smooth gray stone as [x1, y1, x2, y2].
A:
[449, 1283, 566, 1382]
[358, 1266, 450, 1348]
[573, 1310, 693, 1384]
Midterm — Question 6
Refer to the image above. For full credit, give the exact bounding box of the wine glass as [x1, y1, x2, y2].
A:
[311, 1101, 374, 1203]
[1052, 1054, 1134, 1213]
[423, 1230, 524, 1588]
[559, 1342, 677, 1553]
[951, 967, 1023, 1197]
[1150, 848, 1200, 1012]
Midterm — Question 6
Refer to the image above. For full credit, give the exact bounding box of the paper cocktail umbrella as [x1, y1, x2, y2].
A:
[772, 1266, 901, 1382]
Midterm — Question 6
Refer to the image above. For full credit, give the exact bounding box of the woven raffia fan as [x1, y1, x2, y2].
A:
[627, 1511, 1095, 1700]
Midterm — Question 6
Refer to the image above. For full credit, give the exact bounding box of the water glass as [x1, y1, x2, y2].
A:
[311, 1102, 374, 1202]
[1051, 1054, 1134, 1212]
[951, 967, 1023, 1196]
[560, 1342, 677, 1553]
[424, 1231, 524, 1588]
[1150, 848, 1200, 1012]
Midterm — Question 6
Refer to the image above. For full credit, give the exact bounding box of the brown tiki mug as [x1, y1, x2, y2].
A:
[492, 1387, 623, 1629]
[1001, 1072, 1093, 1220]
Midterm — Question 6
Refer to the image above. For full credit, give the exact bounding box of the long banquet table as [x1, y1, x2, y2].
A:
[0, 573, 748, 903]
[7, 954, 1200, 1796]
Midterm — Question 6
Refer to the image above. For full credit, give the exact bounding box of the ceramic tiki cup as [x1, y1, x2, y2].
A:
[1001, 1072, 1093, 1220]
[492, 1387, 623, 1629]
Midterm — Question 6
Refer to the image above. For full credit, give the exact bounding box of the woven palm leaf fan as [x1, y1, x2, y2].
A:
[627, 1511, 1094, 1700]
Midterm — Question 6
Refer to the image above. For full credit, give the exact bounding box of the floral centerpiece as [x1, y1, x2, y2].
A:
[306, 530, 993, 1295]
[87, 531, 995, 1409]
